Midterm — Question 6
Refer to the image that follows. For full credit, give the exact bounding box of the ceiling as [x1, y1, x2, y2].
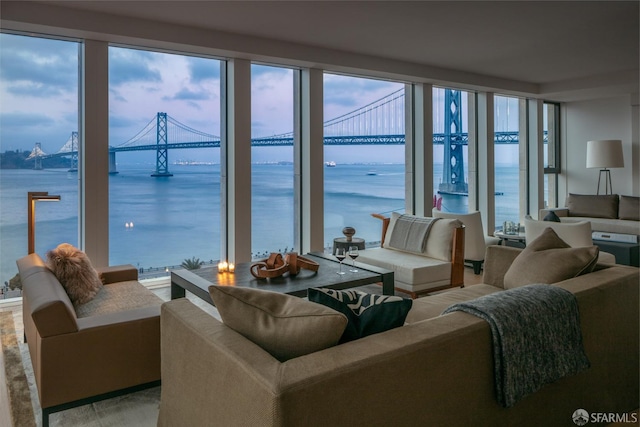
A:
[10, 1, 640, 98]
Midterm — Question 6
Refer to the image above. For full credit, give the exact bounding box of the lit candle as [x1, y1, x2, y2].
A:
[217, 261, 225, 273]
[228, 263, 235, 273]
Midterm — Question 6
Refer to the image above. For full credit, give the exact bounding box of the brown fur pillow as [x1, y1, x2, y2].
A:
[46, 243, 103, 305]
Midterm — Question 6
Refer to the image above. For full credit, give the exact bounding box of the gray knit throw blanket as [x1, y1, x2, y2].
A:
[442, 284, 590, 408]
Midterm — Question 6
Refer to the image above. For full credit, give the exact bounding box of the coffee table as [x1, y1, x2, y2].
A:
[170, 251, 394, 305]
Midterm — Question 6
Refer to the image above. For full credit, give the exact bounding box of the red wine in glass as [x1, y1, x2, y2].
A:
[335, 248, 346, 275]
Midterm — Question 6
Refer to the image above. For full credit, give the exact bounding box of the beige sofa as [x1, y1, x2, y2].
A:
[158, 246, 639, 427]
[540, 193, 640, 236]
[17, 253, 163, 427]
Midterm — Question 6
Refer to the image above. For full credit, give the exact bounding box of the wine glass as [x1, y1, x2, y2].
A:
[348, 246, 359, 272]
[334, 247, 346, 275]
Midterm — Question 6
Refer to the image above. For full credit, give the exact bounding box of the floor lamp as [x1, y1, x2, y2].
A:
[28, 191, 61, 254]
[586, 140, 624, 195]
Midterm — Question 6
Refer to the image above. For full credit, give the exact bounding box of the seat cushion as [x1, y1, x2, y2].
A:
[209, 285, 347, 362]
[75, 280, 163, 318]
[357, 247, 451, 287]
[406, 284, 501, 324]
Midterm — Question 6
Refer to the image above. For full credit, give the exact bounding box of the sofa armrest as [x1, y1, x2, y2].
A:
[96, 264, 138, 284]
[371, 213, 391, 247]
[38, 305, 161, 408]
[482, 245, 522, 288]
[158, 299, 281, 427]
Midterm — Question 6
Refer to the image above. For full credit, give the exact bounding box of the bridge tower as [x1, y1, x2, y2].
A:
[438, 89, 468, 194]
[152, 112, 173, 177]
[33, 143, 43, 170]
[68, 131, 78, 172]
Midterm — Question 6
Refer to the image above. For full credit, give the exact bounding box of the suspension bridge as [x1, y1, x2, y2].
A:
[28, 89, 524, 192]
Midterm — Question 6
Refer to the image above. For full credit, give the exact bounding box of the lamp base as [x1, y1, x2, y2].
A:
[596, 169, 613, 195]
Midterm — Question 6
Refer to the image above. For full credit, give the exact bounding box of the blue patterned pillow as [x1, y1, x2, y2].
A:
[308, 288, 412, 343]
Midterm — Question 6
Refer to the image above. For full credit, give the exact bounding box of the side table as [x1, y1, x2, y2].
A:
[494, 231, 526, 249]
[332, 237, 365, 254]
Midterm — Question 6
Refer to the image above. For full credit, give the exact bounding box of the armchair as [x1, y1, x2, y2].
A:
[17, 253, 163, 427]
[357, 212, 465, 298]
[524, 218, 616, 264]
[432, 208, 500, 274]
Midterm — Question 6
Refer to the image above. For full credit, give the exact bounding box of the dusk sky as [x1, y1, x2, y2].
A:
[0, 33, 519, 165]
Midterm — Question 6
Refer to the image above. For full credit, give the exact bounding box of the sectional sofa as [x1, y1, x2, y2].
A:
[158, 242, 639, 426]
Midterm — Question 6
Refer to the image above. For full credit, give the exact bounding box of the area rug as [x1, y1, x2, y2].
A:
[1, 311, 36, 427]
[1, 311, 161, 427]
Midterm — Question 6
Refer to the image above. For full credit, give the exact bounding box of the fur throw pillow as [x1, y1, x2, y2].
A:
[46, 243, 103, 305]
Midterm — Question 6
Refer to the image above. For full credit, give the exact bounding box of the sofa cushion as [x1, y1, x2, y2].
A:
[357, 247, 452, 289]
[503, 228, 599, 289]
[406, 284, 501, 324]
[75, 280, 163, 318]
[45, 243, 103, 305]
[308, 288, 412, 342]
[558, 216, 640, 236]
[619, 195, 639, 221]
[384, 213, 461, 261]
[567, 193, 618, 219]
[387, 214, 438, 253]
[209, 285, 347, 362]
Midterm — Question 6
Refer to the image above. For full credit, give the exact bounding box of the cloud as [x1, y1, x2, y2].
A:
[0, 112, 73, 152]
[109, 48, 162, 85]
[187, 57, 220, 83]
[324, 74, 400, 108]
[0, 34, 78, 97]
[163, 87, 211, 101]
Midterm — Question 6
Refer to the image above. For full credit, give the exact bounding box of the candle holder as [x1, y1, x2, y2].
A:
[217, 260, 234, 273]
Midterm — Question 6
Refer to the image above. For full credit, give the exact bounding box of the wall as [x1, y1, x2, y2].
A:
[561, 95, 638, 202]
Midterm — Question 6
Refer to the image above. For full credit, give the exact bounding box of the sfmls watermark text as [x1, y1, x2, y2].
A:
[572, 409, 638, 425]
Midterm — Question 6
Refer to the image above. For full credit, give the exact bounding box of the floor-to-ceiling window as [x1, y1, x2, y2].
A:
[323, 74, 405, 250]
[0, 33, 80, 297]
[433, 87, 470, 213]
[250, 64, 295, 259]
[543, 101, 560, 210]
[494, 95, 521, 229]
[108, 47, 221, 277]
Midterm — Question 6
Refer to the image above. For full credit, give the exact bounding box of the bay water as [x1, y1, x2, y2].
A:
[0, 162, 518, 285]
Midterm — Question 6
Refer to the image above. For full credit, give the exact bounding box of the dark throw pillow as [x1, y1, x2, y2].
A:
[46, 243, 103, 305]
[308, 288, 412, 343]
[543, 211, 561, 222]
[503, 228, 599, 289]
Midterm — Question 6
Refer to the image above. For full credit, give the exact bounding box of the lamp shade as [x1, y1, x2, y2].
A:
[586, 140, 624, 169]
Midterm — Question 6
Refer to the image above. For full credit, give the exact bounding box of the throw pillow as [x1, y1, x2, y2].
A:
[567, 193, 618, 219]
[46, 243, 103, 305]
[543, 211, 561, 222]
[308, 288, 412, 343]
[208, 285, 347, 362]
[619, 195, 639, 221]
[503, 228, 599, 289]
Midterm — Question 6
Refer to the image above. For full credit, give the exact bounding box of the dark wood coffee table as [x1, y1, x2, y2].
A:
[170, 251, 394, 305]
